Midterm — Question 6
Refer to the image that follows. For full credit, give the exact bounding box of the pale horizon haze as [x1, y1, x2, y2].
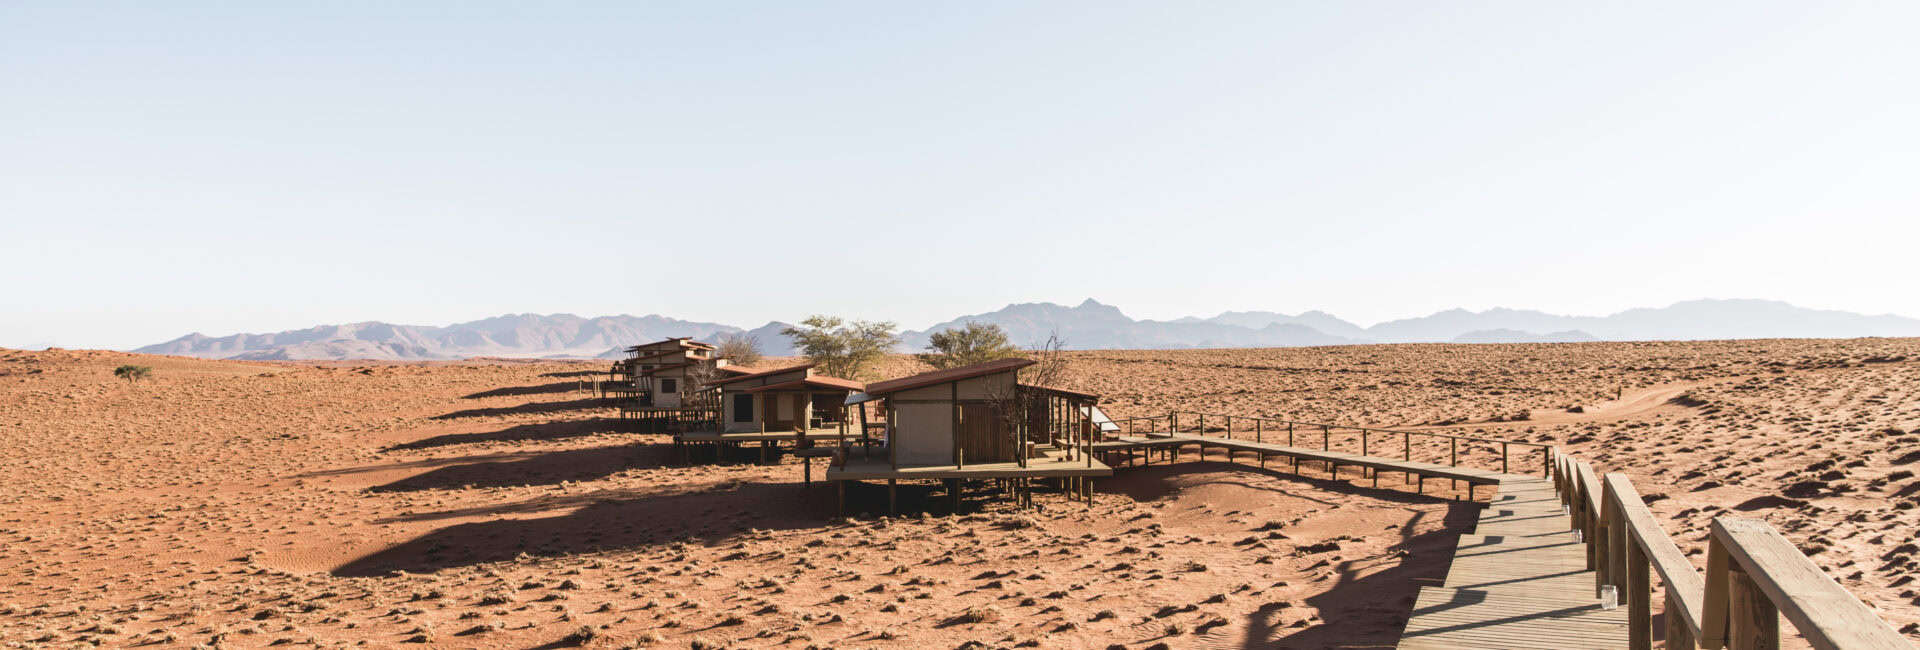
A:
[5, 2, 1918, 350]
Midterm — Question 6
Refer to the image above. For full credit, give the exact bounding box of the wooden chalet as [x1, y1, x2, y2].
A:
[673, 364, 866, 461]
[614, 337, 750, 431]
[823, 358, 1112, 514]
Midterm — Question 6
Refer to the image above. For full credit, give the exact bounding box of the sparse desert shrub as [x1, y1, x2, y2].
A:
[943, 606, 1001, 626]
[559, 624, 596, 646]
[114, 364, 152, 386]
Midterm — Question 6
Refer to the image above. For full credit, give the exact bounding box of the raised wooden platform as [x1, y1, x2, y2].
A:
[675, 429, 845, 444]
[826, 449, 1112, 481]
[1095, 433, 1514, 487]
[1396, 478, 1626, 648]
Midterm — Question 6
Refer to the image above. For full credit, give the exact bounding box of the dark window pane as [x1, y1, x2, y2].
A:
[733, 394, 754, 422]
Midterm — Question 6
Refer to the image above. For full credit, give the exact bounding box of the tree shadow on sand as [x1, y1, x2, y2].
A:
[333, 480, 828, 577]
[461, 381, 594, 400]
[432, 397, 614, 420]
[387, 418, 628, 451]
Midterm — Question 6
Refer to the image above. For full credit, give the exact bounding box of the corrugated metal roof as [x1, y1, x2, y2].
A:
[862, 358, 1035, 395]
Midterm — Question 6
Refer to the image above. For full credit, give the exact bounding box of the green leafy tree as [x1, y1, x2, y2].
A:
[781, 316, 899, 379]
[113, 364, 152, 386]
[918, 321, 1020, 369]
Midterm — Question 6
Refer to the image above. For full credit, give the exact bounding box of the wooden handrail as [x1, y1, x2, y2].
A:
[1604, 472, 1708, 649]
[1546, 446, 1907, 650]
[1159, 409, 1552, 449]
[1699, 518, 1909, 650]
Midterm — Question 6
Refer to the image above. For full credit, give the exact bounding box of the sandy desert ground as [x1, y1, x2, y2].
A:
[1, 339, 1916, 648]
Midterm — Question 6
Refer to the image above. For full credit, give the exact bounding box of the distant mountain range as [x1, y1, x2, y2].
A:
[134, 298, 1920, 361]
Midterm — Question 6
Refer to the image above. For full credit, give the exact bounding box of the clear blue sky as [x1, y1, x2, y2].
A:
[5, 2, 1917, 350]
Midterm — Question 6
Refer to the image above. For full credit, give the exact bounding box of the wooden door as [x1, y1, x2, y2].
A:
[789, 393, 806, 432]
[764, 392, 796, 431]
[958, 403, 1011, 463]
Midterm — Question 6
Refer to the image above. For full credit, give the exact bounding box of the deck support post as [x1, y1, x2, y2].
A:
[945, 479, 960, 514]
[887, 479, 897, 514]
[836, 480, 845, 517]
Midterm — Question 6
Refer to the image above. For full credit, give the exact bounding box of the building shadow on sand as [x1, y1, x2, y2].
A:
[332, 480, 827, 577]
[366, 443, 676, 492]
[432, 397, 614, 419]
[461, 381, 595, 400]
[1096, 462, 1484, 649]
[388, 418, 628, 451]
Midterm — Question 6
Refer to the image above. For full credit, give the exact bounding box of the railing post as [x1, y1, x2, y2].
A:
[1501, 441, 1509, 474]
[1610, 492, 1628, 599]
[1287, 422, 1294, 446]
[1666, 587, 1697, 650]
[1629, 538, 1651, 650]
[1702, 535, 1730, 649]
[1322, 425, 1329, 451]
[1728, 567, 1779, 650]
[1450, 437, 1458, 492]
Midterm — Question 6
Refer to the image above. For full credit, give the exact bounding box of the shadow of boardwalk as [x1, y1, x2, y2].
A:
[333, 481, 819, 577]
[1261, 500, 1480, 648]
[462, 381, 591, 400]
[368, 443, 674, 492]
[1089, 462, 1483, 649]
[388, 418, 627, 450]
[432, 397, 613, 419]
[539, 370, 604, 378]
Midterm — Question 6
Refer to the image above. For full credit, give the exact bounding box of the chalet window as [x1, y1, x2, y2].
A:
[733, 394, 754, 422]
[660, 378, 677, 393]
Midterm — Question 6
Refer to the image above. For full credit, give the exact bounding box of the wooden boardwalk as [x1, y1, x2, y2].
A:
[1093, 434, 1626, 649]
[1397, 478, 1626, 649]
[1094, 432, 1512, 496]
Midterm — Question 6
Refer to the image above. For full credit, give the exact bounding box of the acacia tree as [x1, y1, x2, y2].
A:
[714, 333, 763, 368]
[113, 364, 152, 386]
[781, 315, 899, 380]
[918, 322, 1019, 370]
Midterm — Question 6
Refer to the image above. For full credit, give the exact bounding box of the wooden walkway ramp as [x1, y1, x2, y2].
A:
[1093, 432, 1513, 496]
[1092, 434, 1627, 649]
[1397, 477, 1627, 649]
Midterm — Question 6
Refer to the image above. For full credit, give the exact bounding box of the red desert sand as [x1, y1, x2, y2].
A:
[1, 340, 1917, 648]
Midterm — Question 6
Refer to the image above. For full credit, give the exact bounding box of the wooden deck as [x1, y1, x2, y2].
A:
[675, 429, 845, 444]
[1094, 432, 1513, 493]
[1396, 478, 1626, 649]
[826, 448, 1113, 481]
